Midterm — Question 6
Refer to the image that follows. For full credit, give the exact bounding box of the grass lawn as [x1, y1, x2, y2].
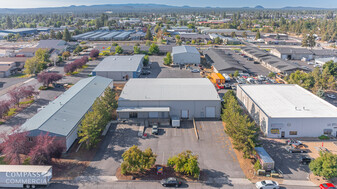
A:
[19, 99, 34, 105]
[6, 108, 17, 117]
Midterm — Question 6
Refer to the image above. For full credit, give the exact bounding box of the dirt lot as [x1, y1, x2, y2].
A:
[303, 141, 337, 158]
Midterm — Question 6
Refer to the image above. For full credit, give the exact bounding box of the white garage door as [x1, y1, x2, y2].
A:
[149, 112, 159, 118]
[206, 107, 215, 118]
[181, 110, 189, 119]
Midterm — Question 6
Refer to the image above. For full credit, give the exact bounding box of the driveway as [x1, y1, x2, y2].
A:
[87, 120, 245, 188]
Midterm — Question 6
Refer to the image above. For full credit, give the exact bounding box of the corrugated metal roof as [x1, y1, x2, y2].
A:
[0, 165, 52, 173]
[119, 78, 220, 101]
[21, 76, 113, 137]
[255, 147, 274, 164]
[239, 84, 337, 118]
[93, 55, 144, 72]
[172, 46, 200, 55]
[117, 107, 170, 112]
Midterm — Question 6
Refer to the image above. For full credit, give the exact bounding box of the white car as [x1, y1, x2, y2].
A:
[308, 62, 314, 65]
[255, 180, 279, 189]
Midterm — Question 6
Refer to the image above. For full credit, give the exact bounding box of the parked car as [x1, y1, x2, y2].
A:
[308, 62, 314, 65]
[191, 69, 200, 73]
[160, 177, 182, 187]
[152, 125, 158, 135]
[320, 183, 337, 189]
[224, 83, 231, 89]
[143, 65, 151, 69]
[286, 139, 303, 147]
[300, 155, 312, 165]
[285, 146, 307, 153]
[231, 85, 237, 90]
[255, 180, 279, 189]
[141, 70, 151, 75]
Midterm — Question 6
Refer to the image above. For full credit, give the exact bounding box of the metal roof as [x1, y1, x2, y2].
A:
[119, 78, 221, 101]
[36, 40, 67, 50]
[203, 48, 247, 72]
[93, 55, 144, 72]
[239, 84, 337, 118]
[172, 46, 200, 55]
[0, 165, 52, 173]
[274, 48, 313, 54]
[117, 107, 170, 112]
[255, 147, 274, 164]
[21, 76, 113, 137]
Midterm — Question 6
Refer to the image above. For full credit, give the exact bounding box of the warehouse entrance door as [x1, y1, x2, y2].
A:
[181, 110, 189, 119]
[206, 107, 216, 118]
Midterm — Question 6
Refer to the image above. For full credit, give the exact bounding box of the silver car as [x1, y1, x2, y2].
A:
[255, 180, 279, 189]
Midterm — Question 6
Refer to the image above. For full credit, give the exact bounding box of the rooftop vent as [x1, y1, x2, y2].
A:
[295, 107, 302, 111]
[303, 107, 310, 111]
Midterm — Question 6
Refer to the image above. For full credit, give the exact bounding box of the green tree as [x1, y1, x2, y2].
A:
[134, 45, 140, 54]
[214, 37, 222, 45]
[62, 28, 71, 42]
[268, 72, 276, 78]
[145, 26, 152, 40]
[6, 16, 13, 29]
[115, 45, 123, 54]
[163, 52, 173, 66]
[309, 152, 337, 179]
[78, 110, 103, 149]
[62, 51, 70, 60]
[148, 43, 160, 55]
[242, 32, 247, 39]
[255, 30, 261, 40]
[143, 55, 149, 66]
[73, 45, 83, 54]
[233, 70, 239, 78]
[56, 31, 62, 40]
[24, 49, 50, 74]
[50, 30, 56, 39]
[302, 33, 316, 48]
[167, 150, 200, 178]
[121, 145, 157, 175]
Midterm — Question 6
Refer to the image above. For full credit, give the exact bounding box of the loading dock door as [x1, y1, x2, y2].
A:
[206, 107, 215, 118]
[181, 110, 189, 119]
[149, 112, 159, 118]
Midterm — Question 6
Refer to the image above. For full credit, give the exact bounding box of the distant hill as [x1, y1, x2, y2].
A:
[281, 6, 327, 10]
[255, 5, 264, 9]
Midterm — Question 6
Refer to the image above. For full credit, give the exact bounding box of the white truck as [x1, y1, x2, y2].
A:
[0, 165, 52, 188]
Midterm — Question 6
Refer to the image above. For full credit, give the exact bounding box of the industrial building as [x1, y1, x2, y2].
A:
[203, 48, 247, 74]
[20, 76, 113, 151]
[241, 46, 305, 74]
[172, 46, 200, 65]
[117, 78, 221, 120]
[92, 55, 144, 81]
[271, 48, 337, 60]
[237, 84, 337, 138]
[0, 28, 38, 36]
[72, 30, 135, 41]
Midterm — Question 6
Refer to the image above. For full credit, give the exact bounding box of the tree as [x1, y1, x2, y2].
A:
[8, 86, 37, 107]
[145, 40, 151, 46]
[167, 150, 200, 178]
[115, 45, 123, 54]
[143, 55, 149, 66]
[214, 37, 222, 45]
[62, 28, 71, 42]
[302, 33, 316, 48]
[233, 70, 239, 78]
[149, 43, 160, 55]
[0, 128, 30, 165]
[6, 16, 13, 29]
[231, 32, 236, 38]
[268, 72, 276, 78]
[90, 49, 100, 58]
[24, 49, 50, 75]
[121, 145, 157, 175]
[310, 152, 337, 179]
[255, 30, 261, 40]
[145, 26, 152, 40]
[56, 31, 63, 40]
[0, 100, 11, 119]
[28, 133, 65, 165]
[242, 32, 247, 39]
[62, 51, 70, 60]
[134, 45, 140, 54]
[164, 52, 173, 66]
[37, 72, 63, 87]
[73, 45, 83, 54]
[50, 30, 56, 39]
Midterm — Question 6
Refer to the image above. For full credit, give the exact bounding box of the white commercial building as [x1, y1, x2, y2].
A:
[92, 55, 144, 81]
[237, 84, 337, 138]
[172, 46, 200, 65]
[117, 78, 221, 120]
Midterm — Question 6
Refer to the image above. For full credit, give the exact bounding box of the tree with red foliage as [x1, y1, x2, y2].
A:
[90, 49, 99, 58]
[82, 56, 89, 63]
[0, 127, 32, 165]
[37, 72, 63, 87]
[0, 100, 11, 119]
[8, 85, 38, 107]
[28, 132, 65, 165]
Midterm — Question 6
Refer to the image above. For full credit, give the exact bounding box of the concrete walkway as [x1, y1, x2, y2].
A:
[283, 179, 317, 186]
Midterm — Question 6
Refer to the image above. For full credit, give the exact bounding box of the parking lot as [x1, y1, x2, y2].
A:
[140, 56, 202, 78]
[261, 138, 311, 180]
[88, 120, 245, 187]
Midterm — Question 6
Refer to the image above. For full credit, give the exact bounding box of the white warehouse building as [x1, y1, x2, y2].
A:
[172, 46, 200, 65]
[92, 55, 144, 81]
[236, 84, 337, 138]
[117, 78, 221, 120]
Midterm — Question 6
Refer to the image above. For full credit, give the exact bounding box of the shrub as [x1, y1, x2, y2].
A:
[254, 160, 262, 171]
[318, 135, 330, 140]
[89, 49, 99, 58]
[310, 152, 337, 179]
[167, 150, 200, 178]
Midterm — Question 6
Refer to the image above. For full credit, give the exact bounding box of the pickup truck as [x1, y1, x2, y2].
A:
[285, 146, 307, 153]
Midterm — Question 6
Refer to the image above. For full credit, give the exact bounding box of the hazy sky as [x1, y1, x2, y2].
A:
[1, 0, 337, 8]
